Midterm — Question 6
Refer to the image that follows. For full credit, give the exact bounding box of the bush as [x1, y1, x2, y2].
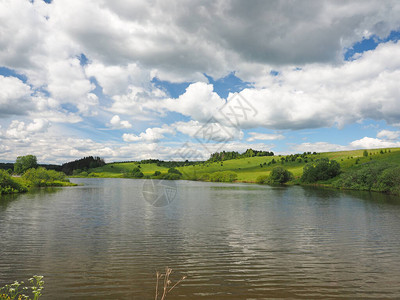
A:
[255, 174, 269, 184]
[334, 161, 393, 192]
[168, 168, 182, 176]
[153, 171, 161, 176]
[301, 158, 341, 183]
[131, 167, 144, 178]
[209, 171, 238, 182]
[0, 169, 27, 194]
[269, 167, 293, 184]
[376, 166, 400, 195]
[22, 167, 69, 187]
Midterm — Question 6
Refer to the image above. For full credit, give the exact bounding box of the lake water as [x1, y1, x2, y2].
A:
[1, 178, 400, 299]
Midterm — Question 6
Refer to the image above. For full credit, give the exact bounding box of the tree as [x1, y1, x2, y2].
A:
[14, 155, 37, 174]
[131, 167, 144, 178]
[168, 168, 182, 176]
[301, 158, 341, 183]
[363, 150, 369, 157]
[269, 167, 293, 184]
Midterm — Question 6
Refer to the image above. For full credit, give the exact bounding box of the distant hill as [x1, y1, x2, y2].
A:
[81, 147, 400, 184]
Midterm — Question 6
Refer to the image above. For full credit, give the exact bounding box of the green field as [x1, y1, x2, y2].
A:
[88, 162, 169, 178]
[84, 147, 400, 183]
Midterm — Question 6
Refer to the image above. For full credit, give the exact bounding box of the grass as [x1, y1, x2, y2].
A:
[155, 267, 186, 300]
[85, 162, 170, 178]
[0, 275, 44, 300]
[76, 147, 400, 186]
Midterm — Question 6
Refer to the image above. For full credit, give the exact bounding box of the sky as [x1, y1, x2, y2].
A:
[1, 0, 400, 164]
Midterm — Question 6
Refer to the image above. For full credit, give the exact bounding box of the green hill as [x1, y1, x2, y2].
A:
[83, 147, 400, 183]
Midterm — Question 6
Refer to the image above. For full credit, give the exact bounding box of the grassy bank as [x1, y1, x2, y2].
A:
[73, 148, 400, 194]
[0, 168, 76, 196]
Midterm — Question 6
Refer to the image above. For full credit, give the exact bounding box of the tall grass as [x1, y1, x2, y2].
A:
[0, 275, 43, 300]
[155, 267, 186, 300]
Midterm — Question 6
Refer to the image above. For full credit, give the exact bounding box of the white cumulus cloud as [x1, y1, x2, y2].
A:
[107, 115, 132, 129]
[377, 129, 400, 140]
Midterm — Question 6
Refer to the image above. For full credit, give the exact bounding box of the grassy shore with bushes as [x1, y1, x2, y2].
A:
[72, 147, 400, 196]
[0, 155, 76, 195]
[5, 148, 400, 196]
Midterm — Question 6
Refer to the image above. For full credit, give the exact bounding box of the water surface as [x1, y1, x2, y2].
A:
[1, 178, 400, 299]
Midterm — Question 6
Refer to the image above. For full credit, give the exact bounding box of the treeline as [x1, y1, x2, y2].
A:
[334, 161, 400, 195]
[60, 156, 105, 175]
[1, 155, 75, 195]
[208, 148, 274, 162]
[257, 158, 340, 185]
[0, 163, 59, 172]
[139, 159, 199, 168]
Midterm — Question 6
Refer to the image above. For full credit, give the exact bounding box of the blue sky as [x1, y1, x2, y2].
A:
[1, 0, 400, 164]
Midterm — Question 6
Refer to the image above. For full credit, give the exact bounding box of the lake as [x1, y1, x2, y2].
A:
[1, 178, 400, 299]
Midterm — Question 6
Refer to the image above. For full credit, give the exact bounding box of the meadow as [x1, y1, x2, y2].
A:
[86, 148, 400, 183]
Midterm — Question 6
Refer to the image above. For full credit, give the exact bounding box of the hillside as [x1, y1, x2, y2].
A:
[84, 147, 400, 183]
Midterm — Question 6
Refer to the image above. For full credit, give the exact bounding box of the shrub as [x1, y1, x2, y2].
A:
[0, 169, 27, 194]
[269, 167, 293, 184]
[131, 167, 144, 178]
[375, 166, 400, 195]
[209, 171, 238, 182]
[153, 171, 161, 176]
[301, 158, 341, 183]
[168, 168, 182, 176]
[256, 174, 269, 184]
[22, 167, 69, 187]
[334, 162, 391, 191]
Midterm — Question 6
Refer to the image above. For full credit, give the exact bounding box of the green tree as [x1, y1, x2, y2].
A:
[269, 167, 293, 184]
[363, 150, 369, 157]
[131, 167, 144, 178]
[301, 158, 341, 183]
[22, 167, 68, 187]
[168, 168, 182, 176]
[14, 155, 38, 174]
[0, 169, 27, 194]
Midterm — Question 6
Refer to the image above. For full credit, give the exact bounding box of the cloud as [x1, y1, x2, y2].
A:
[2, 119, 50, 140]
[45, 0, 400, 80]
[107, 115, 132, 129]
[26, 118, 50, 132]
[289, 142, 348, 154]
[155, 82, 225, 122]
[349, 137, 400, 149]
[377, 129, 400, 140]
[108, 86, 166, 118]
[122, 125, 174, 142]
[0, 0, 49, 71]
[47, 58, 98, 114]
[0, 76, 35, 117]
[85, 61, 150, 96]
[291, 136, 400, 154]
[247, 132, 285, 142]
[151, 40, 400, 130]
[173, 120, 243, 142]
